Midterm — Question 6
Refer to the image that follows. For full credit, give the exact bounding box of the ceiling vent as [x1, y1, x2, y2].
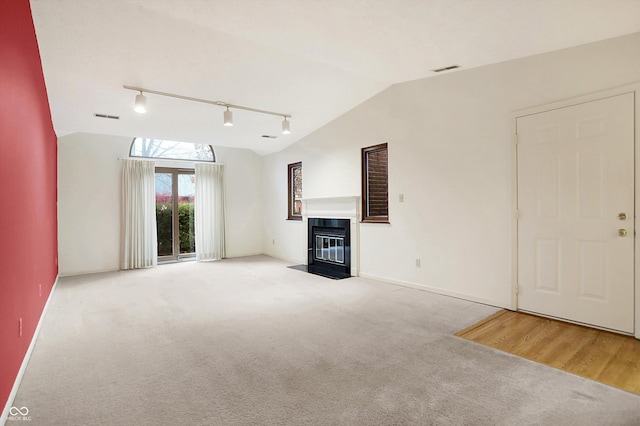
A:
[94, 113, 120, 120]
[432, 65, 460, 73]
[261, 135, 277, 139]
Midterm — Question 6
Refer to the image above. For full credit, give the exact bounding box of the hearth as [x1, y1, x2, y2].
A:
[307, 218, 351, 279]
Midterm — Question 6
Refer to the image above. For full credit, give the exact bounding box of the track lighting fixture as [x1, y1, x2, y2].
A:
[134, 91, 147, 113]
[123, 85, 291, 134]
[223, 106, 233, 126]
[282, 117, 291, 134]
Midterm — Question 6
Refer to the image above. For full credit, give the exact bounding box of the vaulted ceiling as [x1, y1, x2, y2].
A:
[31, 0, 640, 155]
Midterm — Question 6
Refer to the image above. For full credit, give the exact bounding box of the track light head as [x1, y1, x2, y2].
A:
[134, 92, 147, 113]
[223, 106, 233, 126]
[282, 117, 291, 134]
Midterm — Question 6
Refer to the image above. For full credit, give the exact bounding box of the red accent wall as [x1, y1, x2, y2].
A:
[0, 0, 58, 411]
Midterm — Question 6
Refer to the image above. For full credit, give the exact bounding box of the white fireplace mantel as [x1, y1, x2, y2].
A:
[301, 196, 361, 223]
[302, 196, 360, 276]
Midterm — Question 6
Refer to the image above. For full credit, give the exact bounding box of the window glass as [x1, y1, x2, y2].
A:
[130, 138, 215, 162]
[155, 173, 173, 257]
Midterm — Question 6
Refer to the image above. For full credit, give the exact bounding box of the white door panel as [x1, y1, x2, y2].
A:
[517, 93, 634, 333]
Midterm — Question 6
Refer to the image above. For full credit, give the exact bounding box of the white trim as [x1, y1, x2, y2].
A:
[634, 89, 640, 340]
[513, 82, 640, 118]
[1, 274, 59, 425]
[511, 82, 640, 338]
[224, 252, 264, 259]
[300, 195, 360, 202]
[359, 272, 510, 309]
[59, 267, 118, 278]
[267, 253, 307, 266]
[510, 122, 519, 311]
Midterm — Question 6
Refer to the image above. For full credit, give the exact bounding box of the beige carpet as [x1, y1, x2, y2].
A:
[9, 256, 640, 425]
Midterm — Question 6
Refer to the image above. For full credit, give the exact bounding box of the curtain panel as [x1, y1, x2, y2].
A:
[121, 159, 157, 269]
[195, 163, 226, 261]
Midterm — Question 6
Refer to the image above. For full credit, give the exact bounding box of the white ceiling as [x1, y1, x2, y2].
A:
[30, 0, 640, 155]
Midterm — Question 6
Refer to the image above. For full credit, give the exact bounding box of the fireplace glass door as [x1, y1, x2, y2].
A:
[315, 235, 345, 264]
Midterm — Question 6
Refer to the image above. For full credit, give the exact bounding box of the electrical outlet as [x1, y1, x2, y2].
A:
[415, 258, 421, 267]
[399, 193, 404, 203]
[19, 318, 22, 337]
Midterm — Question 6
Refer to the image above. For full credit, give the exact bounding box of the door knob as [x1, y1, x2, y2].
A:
[618, 229, 628, 237]
[618, 212, 627, 220]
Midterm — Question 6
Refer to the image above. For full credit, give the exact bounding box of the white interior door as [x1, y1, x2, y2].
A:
[517, 92, 635, 333]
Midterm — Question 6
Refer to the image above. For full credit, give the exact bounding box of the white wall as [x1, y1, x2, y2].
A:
[58, 133, 263, 276]
[262, 32, 640, 308]
[215, 146, 263, 258]
[58, 133, 128, 276]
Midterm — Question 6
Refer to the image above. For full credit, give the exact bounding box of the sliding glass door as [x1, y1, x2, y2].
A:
[155, 168, 196, 261]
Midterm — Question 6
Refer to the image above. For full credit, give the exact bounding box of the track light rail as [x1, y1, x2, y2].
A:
[123, 85, 291, 118]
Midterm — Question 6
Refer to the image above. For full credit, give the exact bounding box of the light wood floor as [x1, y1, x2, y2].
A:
[456, 310, 640, 395]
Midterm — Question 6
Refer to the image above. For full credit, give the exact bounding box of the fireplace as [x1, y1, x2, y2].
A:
[307, 218, 351, 279]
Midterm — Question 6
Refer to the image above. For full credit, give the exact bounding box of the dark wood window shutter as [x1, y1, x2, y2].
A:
[287, 162, 302, 220]
[361, 143, 388, 222]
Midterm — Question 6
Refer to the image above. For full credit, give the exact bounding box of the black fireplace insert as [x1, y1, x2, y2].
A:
[307, 218, 351, 279]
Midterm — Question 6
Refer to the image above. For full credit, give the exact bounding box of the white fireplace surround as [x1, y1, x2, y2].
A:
[301, 196, 360, 277]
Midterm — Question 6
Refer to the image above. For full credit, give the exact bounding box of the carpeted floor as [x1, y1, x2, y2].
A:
[9, 256, 640, 425]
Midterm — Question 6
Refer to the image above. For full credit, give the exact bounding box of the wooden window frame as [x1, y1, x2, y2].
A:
[361, 143, 389, 223]
[287, 162, 302, 220]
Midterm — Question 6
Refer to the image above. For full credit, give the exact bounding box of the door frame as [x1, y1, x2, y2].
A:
[510, 82, 640, 338]
[155, 167, 196, 262]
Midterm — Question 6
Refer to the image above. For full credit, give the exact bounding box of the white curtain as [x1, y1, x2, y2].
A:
[195, 163, 226, 261]
[121, 159, 157, 269]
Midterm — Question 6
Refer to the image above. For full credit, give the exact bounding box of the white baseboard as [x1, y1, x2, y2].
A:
[1, 274, 59, 426]
[59, 267, 117, 278]
[224, 251, 265, 259]
[358, 272, 510, 309]
[263, 253, 306, 265]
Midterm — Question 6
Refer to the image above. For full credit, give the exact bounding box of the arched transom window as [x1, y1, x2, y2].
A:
[130, 138, 215, 162]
